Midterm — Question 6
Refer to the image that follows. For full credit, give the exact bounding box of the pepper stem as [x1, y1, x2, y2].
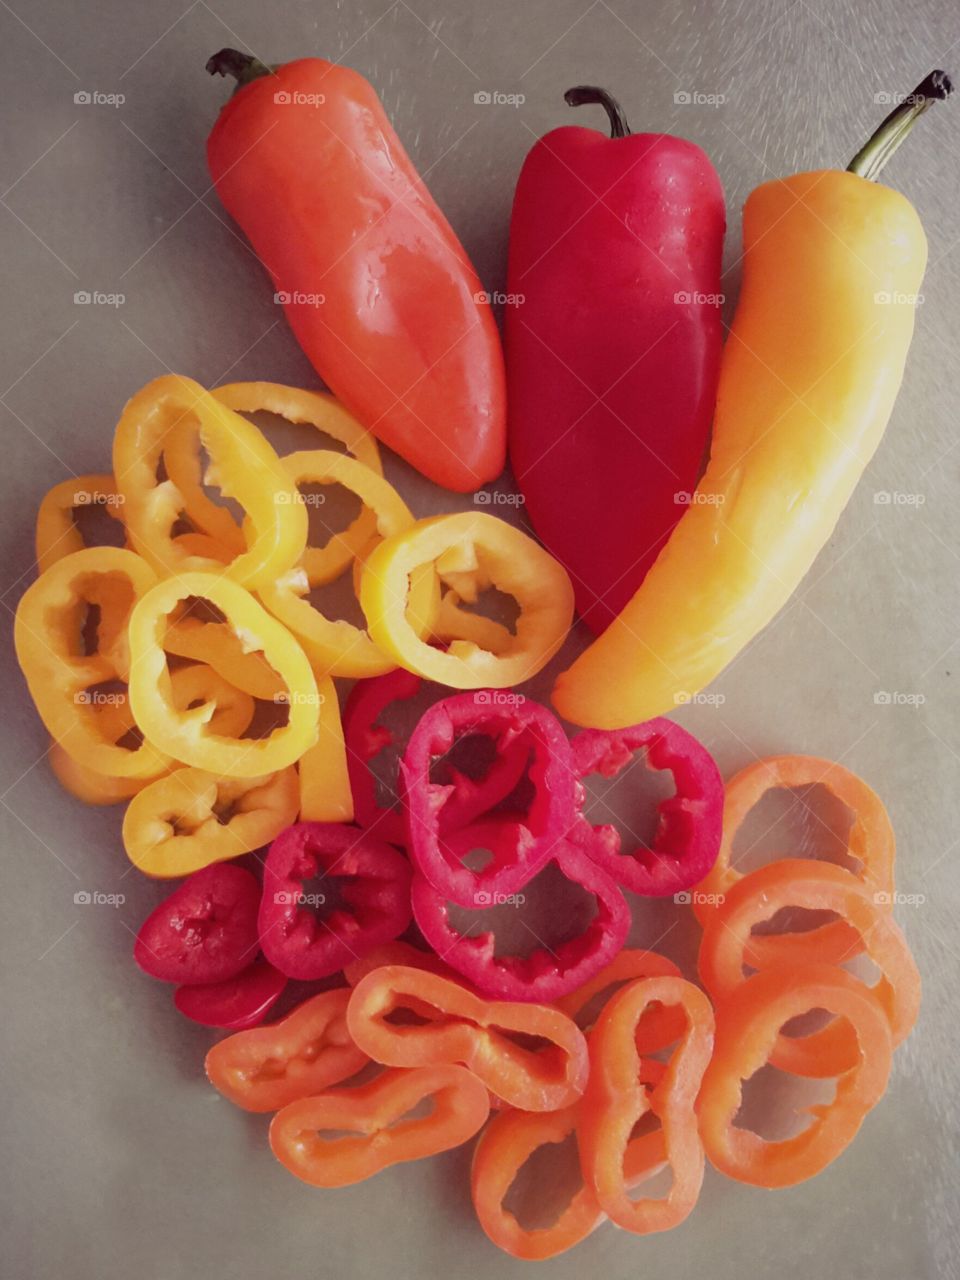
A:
[564, 86, 631, 138]
[847, 70, 952, 180]
[206, 48, 275, 89]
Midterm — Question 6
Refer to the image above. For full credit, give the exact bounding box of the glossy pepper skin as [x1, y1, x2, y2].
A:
[507, 87, 725, 633]
[554, 76, 949, 726]
[206, 51, 506, 493]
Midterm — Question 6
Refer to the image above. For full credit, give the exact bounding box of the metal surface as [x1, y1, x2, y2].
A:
[1, 1, 957, 1277]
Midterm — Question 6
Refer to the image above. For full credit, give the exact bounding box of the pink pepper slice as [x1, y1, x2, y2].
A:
[133, 863, 261, 985]
[569, 718, 723, 897]
[411, 833, 630, 1002]
[174, 957, 288, 1029]
[258, 822, 412, 981]
[344, 671, 529, 846]
[401, 692, 577, 908]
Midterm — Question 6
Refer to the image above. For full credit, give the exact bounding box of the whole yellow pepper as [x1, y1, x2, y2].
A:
[554, 73, 949, 729]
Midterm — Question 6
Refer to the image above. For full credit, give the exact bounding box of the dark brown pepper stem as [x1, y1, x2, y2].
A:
[564, 86, 631, 138]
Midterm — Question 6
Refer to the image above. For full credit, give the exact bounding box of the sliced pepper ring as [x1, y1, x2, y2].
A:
[577, 975, 715, 1235]
[258, 449, 437, 678]
[213, 380, 383, 583]
[698, 965, 893, 1187]
[35, 473, 126, 573]
[401, 692, 578, 905]
[127, 572, 319, 777]
[555, 948, 686, 1053]
[346, 965, 589, 1112]
[269, 1064, 491, 1188]
[360, 512, 575, 688]
[693, 754, 896, 967]
[122, 765, 300, 877]
[164, 611, 288, 701]
[112, 374, 307, 587]
[411, 838, 630, 1003]
[698, 858, 920, 1077]
[14, 547, 169, 779]
[204, 989, 370, 1112]
[569, 718, 724, 897]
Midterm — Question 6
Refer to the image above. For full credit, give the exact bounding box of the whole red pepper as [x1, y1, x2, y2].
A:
[206, 51, 506, 492]
[506, 87, 725, 632]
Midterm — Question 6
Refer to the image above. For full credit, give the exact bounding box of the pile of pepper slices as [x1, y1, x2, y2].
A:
[13, 42, 944, 1263]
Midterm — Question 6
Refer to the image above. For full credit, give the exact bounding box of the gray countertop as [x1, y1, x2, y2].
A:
[1, 1, 957, 1277]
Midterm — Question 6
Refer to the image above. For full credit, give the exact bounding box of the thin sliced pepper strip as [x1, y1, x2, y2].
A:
[164, 611, 288, 701]
[112, 374, 307, 587]
[48, 742, 145, 805]
[205, 989, 370, 1112]
[470, 1060, 668, 1261]
[412, 836, 630, 1003]
[346, 965, 589, 1111]
[569, 718, 724, 897]
[693, 754, 896, 967]
[127, 572, 319, 777]
[555, 948, 686, 1053]
[697, 859, 920, 1078]
[258, 449, 437, 678]
[269, 1064, 491, 1188]
[213, 381, 383, 584]
[14, 547, 169, 779]
[122, 765, 300, 877]
[360, 512, 575, 689]
[577, 976, 714, 1234]
[699, 965, 893, 1187]
[35, 474, 126, 573]
[297, 675, 353, 822]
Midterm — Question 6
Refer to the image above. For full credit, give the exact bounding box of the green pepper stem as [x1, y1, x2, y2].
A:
[564, 86, 631, 138]
[847, 70, 952, 180]
[206, 48, 275, 89]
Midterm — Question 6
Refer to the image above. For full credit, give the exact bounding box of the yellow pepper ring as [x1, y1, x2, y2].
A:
[112, 374, 307, 589]
[128, 572, 319, 777]
[48, 743, 146, 806]
[258, 450, 438, 679]
[14, 547, 170, 780]
[35, 473, 127, 574]
[164, 613, 288, 702]
[122, 765, 300, 878]
[298, 673, 353, 822]
[213, 381, 383, 586]
[359, 512, 575, 689]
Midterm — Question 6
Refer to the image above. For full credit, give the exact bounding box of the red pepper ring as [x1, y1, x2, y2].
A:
[204, 989, 370, 1113]
[258, 822, 412, 981]
[401, 693, 578, 907]
[699, 965, 893, 1188]
[693, 754, 896, 968]
[698, 859, 921, 1079]
[133, 863, 261, 985]
[343, 670, 529, 846]
[268, 1064, 491, 1189]
[555, 948, 686, 1053]
[174, 958, 287, 1030]
[568, 718, 723, 897]
[577, 976, 715, 1236]
[470, 1060, 668, 1261]
[411, 835, 630, 1003]
[346, 965, 589, 1112]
